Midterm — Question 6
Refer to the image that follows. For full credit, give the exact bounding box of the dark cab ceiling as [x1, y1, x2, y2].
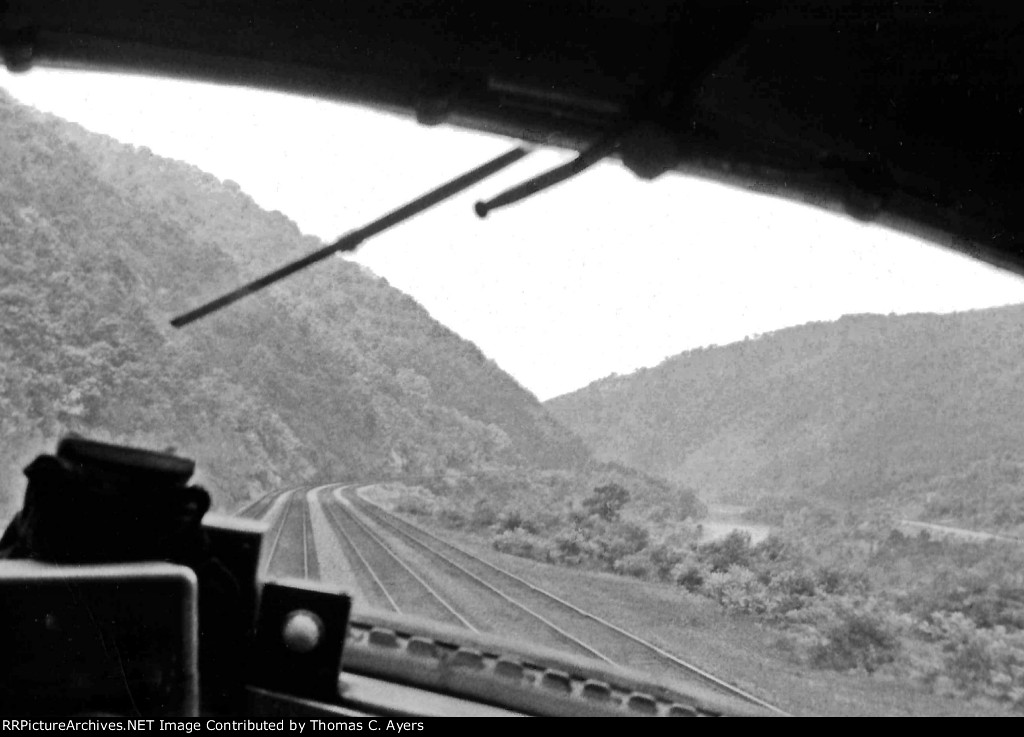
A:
[2, 2, 1021, 271]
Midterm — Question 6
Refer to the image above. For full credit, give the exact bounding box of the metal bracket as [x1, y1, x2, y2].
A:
[252, 579, 352, 703]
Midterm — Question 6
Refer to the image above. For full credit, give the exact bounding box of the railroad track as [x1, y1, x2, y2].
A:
[318, 488, 473, 630]
[345, 486, 785, 715]
[234, 486, 298, 520]
[263, 489, 319, 580]
[327, 487, 620, 663]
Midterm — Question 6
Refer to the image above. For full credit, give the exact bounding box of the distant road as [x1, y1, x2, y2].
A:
[898, 519, 1024, 546]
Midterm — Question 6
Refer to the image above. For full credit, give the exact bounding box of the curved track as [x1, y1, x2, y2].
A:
[329, 488, 616, 663]
[345, 486, 785, 715]
[234, 486, 299, 520]
[318, 489, 473, 630]
[264, 489, 319, 580]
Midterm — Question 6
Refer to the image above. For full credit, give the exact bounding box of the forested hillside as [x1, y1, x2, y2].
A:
[547, 308, 1024, 533]
[0, 88, 602, 514]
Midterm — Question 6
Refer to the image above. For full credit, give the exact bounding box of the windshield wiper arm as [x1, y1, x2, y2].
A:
[171, 146, 530, 328]
[474, 131, 620, 218]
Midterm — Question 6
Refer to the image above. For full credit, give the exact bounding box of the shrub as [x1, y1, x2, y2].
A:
[614, 551, 654, 579]
[918, 611, 1024, 705]
[815, 566, 853, 595]
[494, 507, 553, 535]
[491, 528, 553, 562]
[437, 503, 468, 528]
[593, 520, 650, 568]
[753, 535, 790, 563]
[810, 610, 900, 673]
[648, 543, 685, 581]
[393, 496, 432, 516]
[943, 582, 1024, 631]
[582, 483, 629, 522]
[699, 530, 753, 572]
[673, 563, 705, 592]
[494, 509, 527, 532]
[771, 569, 818, 598]
[467, 500, 498, 530]
[552, 527, 598, 567]
[702, 566, 771, 615]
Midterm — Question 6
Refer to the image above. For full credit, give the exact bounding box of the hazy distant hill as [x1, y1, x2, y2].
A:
[0, 88, 593, 513]
[546, 308, 1024, 530]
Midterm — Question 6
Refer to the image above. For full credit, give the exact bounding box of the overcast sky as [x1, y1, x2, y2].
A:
[4, 68, 1024, 400]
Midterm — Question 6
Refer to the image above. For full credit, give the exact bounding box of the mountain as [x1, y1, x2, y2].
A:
[546, 307, 1024, 529]
[0, 87, 592, 515]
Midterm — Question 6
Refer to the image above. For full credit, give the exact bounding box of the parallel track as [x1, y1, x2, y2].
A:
[348, 487, 785, 715]
[319, 489, 473, 630]
[235, 485, 299, 520]
[331, 487, 615, 663]
[264, 489, 319, 580]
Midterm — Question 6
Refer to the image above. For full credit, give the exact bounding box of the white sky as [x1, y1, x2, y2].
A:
[4, 68, 1024, 400]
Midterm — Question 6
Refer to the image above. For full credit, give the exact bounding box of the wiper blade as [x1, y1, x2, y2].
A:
[171, 146, 530, 328]
[474, 131, 620, 218]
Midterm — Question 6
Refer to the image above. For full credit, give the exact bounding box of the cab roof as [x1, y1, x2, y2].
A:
[2, 1, 1021, 270]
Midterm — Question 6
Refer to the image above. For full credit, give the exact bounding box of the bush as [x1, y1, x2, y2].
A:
[582, 483, 629, 522]
[702, 566, 771, 615]
[493, 506, 554, 535]
[614, 551, 654, 579]
[437, 503, 468, 528]
[467, 500, 498, 530]
[491, 528, 553, 562]
[771, 569, 818, 598]
[593, 520, 650, 568]
[810, 610, 900, 673]
[815, 566, 857, 595]
[917, 611, 1024, 705]
[648, 543, 685, 581]
[673, 563, 706, 592]
[552, 527, 598, 567]
[752, 535, 790, 563]
[699, 530, 753, 572]
[933, 581, 1024, 631]
[494, 509, 527, 532]
[393, 496, 432, 516]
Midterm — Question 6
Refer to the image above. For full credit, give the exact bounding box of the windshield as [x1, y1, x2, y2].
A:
[3, 68, 1024, 717]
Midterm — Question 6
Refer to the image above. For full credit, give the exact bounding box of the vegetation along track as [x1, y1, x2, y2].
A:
[350, 487, 786, 715]
[263, 489, 319, 580]
[318, 486, 473, 630]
